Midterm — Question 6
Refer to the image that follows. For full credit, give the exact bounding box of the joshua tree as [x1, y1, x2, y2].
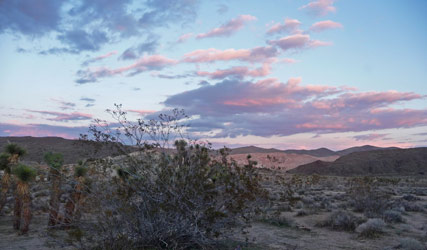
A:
[0, 144, 26, 214]
[64, 163, 87, 228]
[13, 164, 36, 234]
[44, 152, 64, 227]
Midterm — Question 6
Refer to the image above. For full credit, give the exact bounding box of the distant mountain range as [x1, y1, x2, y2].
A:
[227, 152, 339, 171]
[288, 147, 427, 176]
[1, 136, 421, 176]
[0, 136, 130, 164]
[230, 144, 399, 157]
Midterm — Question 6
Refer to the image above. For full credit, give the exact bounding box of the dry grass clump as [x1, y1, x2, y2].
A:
[355, 218, 386, 238]
[382, 210, 404, 223]
[317, 210, 364, 232]
[397, 237, 425, 250]
[259, 213, 294, 228]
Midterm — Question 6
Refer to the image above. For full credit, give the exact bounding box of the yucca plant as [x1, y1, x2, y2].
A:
[5, 143, 26, 164]
[64, 163, 88, 228]
[13, 164, 36, 234]
[44, 152, 64, 227]
[1, 144, 26, 214]
[0, 153, 12, 213]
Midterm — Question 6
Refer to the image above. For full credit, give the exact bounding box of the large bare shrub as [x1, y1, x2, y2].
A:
[63, 105, 267, 249]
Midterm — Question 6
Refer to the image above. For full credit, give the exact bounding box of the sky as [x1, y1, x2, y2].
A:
[0, 0, 426, 150]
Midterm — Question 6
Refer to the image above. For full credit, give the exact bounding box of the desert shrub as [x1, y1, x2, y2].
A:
[355, 218, 386, 238]
[397, 237, 425, 250]
[260, 211, 293, 228]
[317, 210, 364, 232]
[347, 177, 391, 217]
[276, 203, 292, 212]
[295, 209, 308, 217]
[66, 105, 268, 249]
[402, 201, 424, 212]
[402, 194, 420, 201]
[382, 210, 404, 223]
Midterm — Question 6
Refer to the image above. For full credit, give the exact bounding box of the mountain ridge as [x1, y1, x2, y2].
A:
[288, 147, 427, 176]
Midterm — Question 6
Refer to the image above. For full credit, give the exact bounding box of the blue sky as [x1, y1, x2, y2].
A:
[0, 0, 426, 150]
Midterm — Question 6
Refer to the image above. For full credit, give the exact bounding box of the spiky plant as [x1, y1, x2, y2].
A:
[13, 164, 36, 234]
[5, 143, 26, 164]
[0, 153, 12, 212]
[1, 144, 26, 214]
[44, 152, 64, 227]
[64, 164, 87, 228]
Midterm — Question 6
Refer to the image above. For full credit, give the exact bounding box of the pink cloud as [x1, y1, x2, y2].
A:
[196, 15, 257, 39]
[268, 34, 332, 51]
[300, 0, 336, 16]
[279, 58, 298, 64]
[163, 78, 427, 138]
[223, 97, 295, 107]
[95, 51, 117, 60]
[310, 20, 343, 32]
[176, 33, 193, 43]
[196, 62, 272, 79]
[267, 18, 302, 35]
[127, 109, 157, 115]
[182, 46, 277, 63]
[82, 51, 117, 66]
[76, 55, 177, 83]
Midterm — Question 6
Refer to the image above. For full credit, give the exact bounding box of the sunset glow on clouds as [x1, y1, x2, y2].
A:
[0, 0, 426, 150]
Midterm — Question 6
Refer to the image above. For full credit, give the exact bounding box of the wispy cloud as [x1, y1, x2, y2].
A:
[183, 46, 277, 63]
[310, 20, 343, 32]
[119, 36, 159, 60]
[76, 55, 178, 83]
[127, 109, 157, 115]
[82, 51, 117, 66]
[196, 15, 257, 39]
[353, 133, 389, 141]
[27, 110, 93, 122]
[267, 18, 302, 35]
[196, 62, 273, 80]
[300, 0, 336, 16]
[50, 99, 76, 110]
[176, 33, 194, 43]
[268, 34, 332, 51]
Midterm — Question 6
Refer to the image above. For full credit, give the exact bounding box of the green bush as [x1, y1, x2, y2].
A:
[44, 152, 64, 169]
